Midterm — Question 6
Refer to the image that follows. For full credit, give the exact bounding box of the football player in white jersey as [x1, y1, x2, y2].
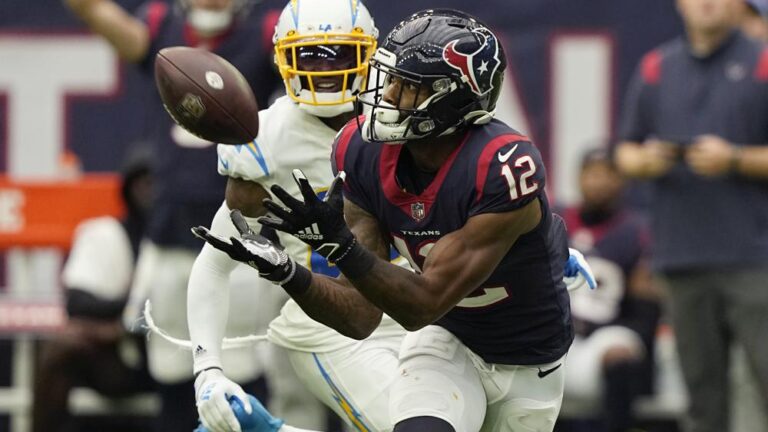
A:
[186, 1, 409, 431]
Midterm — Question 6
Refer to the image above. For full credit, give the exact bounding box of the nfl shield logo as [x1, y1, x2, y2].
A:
[411, 202, 425, 221]
[178, 93, 206, 121]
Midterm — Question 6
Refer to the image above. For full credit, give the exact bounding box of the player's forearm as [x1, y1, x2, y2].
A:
[291, 273, 383, 340]
[333, 247, 439, 331]
[67, 0, 149, 62]
[733, 145, 768, 178]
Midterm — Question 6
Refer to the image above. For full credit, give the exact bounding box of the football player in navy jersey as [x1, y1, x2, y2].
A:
[64, 0, 280, 430]
[197, 9, 573, 432]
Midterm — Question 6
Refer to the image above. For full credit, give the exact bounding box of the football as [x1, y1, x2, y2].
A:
[154, 46, 259, 145]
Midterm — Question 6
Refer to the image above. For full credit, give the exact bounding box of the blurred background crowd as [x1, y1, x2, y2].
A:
[0, 0, 767, 431]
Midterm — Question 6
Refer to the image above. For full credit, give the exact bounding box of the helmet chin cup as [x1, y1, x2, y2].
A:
[374, 102, 401, 123]
[299, 100, 354, 118]
[361, 102, 406, 144]
[368, 100, 409, 143]
[296, 89, 354, 117]
[373, 124, 407, 144]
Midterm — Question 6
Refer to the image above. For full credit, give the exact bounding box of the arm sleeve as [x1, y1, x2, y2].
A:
[187, 200, 262, 374]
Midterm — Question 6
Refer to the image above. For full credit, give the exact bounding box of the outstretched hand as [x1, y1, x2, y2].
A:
[191, 210, 295, 284]
[564, 248, 597, 291]
[259, 169, 356, 262]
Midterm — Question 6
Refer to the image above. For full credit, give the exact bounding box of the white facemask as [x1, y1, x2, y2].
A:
[361, 100, 410, 144]
[187, 8, 233, 35]
[296, 90, 355, 118]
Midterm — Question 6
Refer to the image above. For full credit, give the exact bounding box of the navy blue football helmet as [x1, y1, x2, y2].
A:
[358, 9, 506, 142]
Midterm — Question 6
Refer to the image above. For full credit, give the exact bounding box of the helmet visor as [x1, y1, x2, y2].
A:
[288, 45, 358, 71]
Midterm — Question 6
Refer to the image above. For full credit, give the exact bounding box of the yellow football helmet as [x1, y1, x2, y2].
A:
[273, 0, 378, 117]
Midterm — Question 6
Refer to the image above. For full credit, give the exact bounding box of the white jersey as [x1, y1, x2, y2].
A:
[219, 95, 340, 271]
[218, 96, 404, 353]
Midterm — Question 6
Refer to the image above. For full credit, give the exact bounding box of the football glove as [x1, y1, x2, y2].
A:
[259, 169, 356, 262]
[191, 210, 296, 285]
[564, 248, 597, 291]
[195, 368, 252, 432]
[193, 393, 284, 432]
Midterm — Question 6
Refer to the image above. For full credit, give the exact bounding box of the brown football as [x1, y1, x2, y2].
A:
[154, 46, 259, 145]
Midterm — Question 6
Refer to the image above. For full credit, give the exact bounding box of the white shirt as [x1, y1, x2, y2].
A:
[63, 217, 133, 300]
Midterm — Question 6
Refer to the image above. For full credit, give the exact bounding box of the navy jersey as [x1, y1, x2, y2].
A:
[332, 118, 573, 365]
[135, 1, 279, 249]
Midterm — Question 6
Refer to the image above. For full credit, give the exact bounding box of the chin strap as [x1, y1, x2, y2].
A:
[465, 108, 496, 125]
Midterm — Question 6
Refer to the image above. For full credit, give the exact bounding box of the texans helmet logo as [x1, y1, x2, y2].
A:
[442, 27, 501, 96]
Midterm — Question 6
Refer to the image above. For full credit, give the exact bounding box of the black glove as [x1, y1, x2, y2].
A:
[191, 210, 296, 284]
[259, 169, 356, 262]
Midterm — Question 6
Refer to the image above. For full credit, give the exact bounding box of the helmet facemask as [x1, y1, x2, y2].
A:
[275, 30, 376, 118]
[358, 48, 486, 143]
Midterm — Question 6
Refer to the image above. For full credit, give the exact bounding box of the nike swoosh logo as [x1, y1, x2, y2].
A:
[537, 363, 562, 378]
[497, 143, 519, 163]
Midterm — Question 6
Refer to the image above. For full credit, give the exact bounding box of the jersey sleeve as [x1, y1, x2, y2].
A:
[217, 110, 275, 182]
[470, 138, 546, 217]
[618, 50, 660, 142]
[331, 118, 375, 213]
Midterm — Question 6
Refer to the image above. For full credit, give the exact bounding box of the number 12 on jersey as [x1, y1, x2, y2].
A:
[501, 154, 539, 200]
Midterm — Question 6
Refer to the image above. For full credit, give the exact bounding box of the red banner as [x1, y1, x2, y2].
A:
[0, 174, 123, 249]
